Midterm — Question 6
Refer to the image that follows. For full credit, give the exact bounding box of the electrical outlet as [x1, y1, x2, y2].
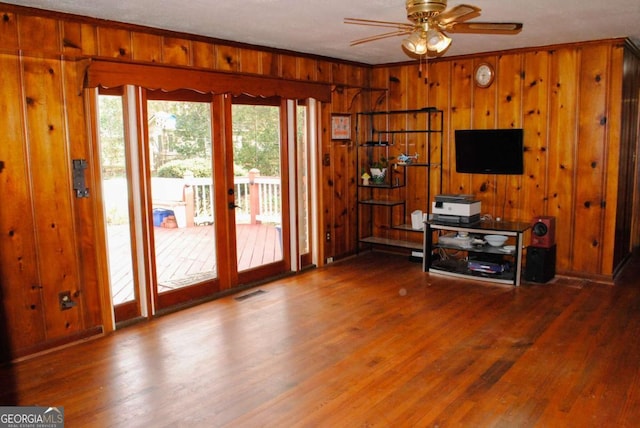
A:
[327, 257, 334, 264]
[326, 232, 331, 241]
[58, 291, 77, 311]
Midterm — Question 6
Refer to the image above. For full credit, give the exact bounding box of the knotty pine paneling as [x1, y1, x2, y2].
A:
[61, 21, 83, 55]
[0, 54, 44, 358]
[281, 54, 297, 80]
[192, 40, 215, 69]
[238, 47, 262, 75]
[0, 11, 18, 50]
[521, 50, 549, 221]
[162, 36, 191, 66]
[471, 56, 499, 215]
[601, 44, 625, 274]
[17, 14, 59, 53]
[22, 57, 83, 339]
[215, 44, 239, 72]
[622, 48, 640, 253]
[316, 60, 332, 84]
[496, 54, 524, 222]
[448, 58, 473, 195]
[97, 26, 132, 60]
[63, 60, 103, 329]
[298, 57, 317, 82]
[132, 32, 163, 63]
[371, 41, 636, 278]
[547, 48, 579, 272]
[573, 44, 609, 273]
[427, 61, 450, 208]
[79, 23, 98, 56]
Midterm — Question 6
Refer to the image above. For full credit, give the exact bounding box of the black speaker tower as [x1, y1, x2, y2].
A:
[525, 245, 556, 283]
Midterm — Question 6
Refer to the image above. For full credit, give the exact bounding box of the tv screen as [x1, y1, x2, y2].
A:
[455, 129, 524, 175]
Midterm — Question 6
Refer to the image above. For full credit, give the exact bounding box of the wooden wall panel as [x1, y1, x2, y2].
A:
[298, 57, 317, 82]
[79, 23, 98, 56]
[97, 27, 131, 60]
[601, 44, 624, 274]
[471, 56, 498, 213]
[0, 54, 44, 358]
[281, 55, 297, 80]
[238, 48, 262, 74]
[17, 15, 59, 53]
[192, 40, 215, 69]
[63, 61, 103, 329]
[61, 22, 82, 56]
[428, 61, 451, 200]
[162, 37, 191, 66]
[0, 11, 18, 51]
[132, 32, 163, 63]
[547, 48, 579, 271]
[215, 44, 239, 72]
[22, 58, 83, 339]
[405, 64, 430, 235]
[621, 48, 640, 254]
[315, 60, 331, 83]
[521, 50, 549, 221]
[448, 58, 473, 195]
[331, 63, 349, 86]
[496, 53, 524, 221]
[572, 44, 609, 274]
[262, 51, 280, 78]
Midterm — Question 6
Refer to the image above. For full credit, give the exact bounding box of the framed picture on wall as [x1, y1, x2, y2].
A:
[331, 114, 351, 140]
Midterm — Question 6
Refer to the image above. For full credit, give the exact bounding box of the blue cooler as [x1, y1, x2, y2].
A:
[153, 208, 174, 227]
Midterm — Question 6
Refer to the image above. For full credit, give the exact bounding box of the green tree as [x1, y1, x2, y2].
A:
[232, 105, 281, 176]
[98, 95, 126, 177]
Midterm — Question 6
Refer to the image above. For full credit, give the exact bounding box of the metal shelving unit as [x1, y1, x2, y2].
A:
[356, 107, 443, 254]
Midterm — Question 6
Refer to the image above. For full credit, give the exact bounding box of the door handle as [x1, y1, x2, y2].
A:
[228, 202, 239, 209]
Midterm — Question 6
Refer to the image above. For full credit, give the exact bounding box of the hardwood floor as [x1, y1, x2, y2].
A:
[1, 251, 639, 427]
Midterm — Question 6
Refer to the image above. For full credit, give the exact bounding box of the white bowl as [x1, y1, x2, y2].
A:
[485, 234, 508, 247]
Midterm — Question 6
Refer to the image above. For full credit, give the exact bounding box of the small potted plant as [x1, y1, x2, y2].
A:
[360, 169, 371, 186]
[369, 155, 393, 184]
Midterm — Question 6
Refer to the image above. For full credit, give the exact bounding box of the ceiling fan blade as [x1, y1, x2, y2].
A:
[349, 29, 413, 46]
[447, 22, 523, 34]
[344, 17, 413, 31]
[437, 4, 481, 25]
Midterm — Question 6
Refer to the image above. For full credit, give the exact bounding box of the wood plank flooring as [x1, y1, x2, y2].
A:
[1, 251, 639, 427]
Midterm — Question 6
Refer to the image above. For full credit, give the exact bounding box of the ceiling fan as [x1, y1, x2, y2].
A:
[345, 0, 523, 57]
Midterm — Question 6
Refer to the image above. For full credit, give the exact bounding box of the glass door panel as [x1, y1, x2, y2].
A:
[231, 104, 283, 272]
[146, 100, 218, 305]
[296, 102, 311, 267]
[98, 93, 140, 321]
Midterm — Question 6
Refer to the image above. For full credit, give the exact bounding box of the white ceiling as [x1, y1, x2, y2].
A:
[6, 0, 640, 64]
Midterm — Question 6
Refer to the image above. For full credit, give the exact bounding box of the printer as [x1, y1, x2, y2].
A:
[432, 194, 481, 224]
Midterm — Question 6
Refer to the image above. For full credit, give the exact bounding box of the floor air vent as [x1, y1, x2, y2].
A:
[234, 289, 267, 301]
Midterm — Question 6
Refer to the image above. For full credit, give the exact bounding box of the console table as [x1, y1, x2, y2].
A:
[423, 219, 531, 286]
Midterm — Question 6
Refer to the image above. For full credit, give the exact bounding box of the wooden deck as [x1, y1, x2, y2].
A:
[108, 223, 282, 304]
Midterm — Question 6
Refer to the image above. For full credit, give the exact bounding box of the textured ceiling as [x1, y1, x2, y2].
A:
[5, 0, 640, 64]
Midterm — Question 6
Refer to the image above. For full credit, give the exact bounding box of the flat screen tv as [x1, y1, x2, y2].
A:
[455, 129, 524, 175]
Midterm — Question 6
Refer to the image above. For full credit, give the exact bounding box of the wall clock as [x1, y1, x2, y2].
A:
[474, 63, 495, 88]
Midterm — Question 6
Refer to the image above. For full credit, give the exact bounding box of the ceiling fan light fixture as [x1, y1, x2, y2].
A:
[402, 31, 428, 55]
[426, 29, 451, 53]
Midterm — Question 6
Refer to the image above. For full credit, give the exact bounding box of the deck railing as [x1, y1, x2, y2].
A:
[166, 170, 281, 226]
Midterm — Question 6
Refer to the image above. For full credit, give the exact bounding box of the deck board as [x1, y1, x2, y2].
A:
[108, 223, 281, 304]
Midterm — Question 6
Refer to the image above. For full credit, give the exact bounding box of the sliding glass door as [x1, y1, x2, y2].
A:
[94, 89, 314, 323]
